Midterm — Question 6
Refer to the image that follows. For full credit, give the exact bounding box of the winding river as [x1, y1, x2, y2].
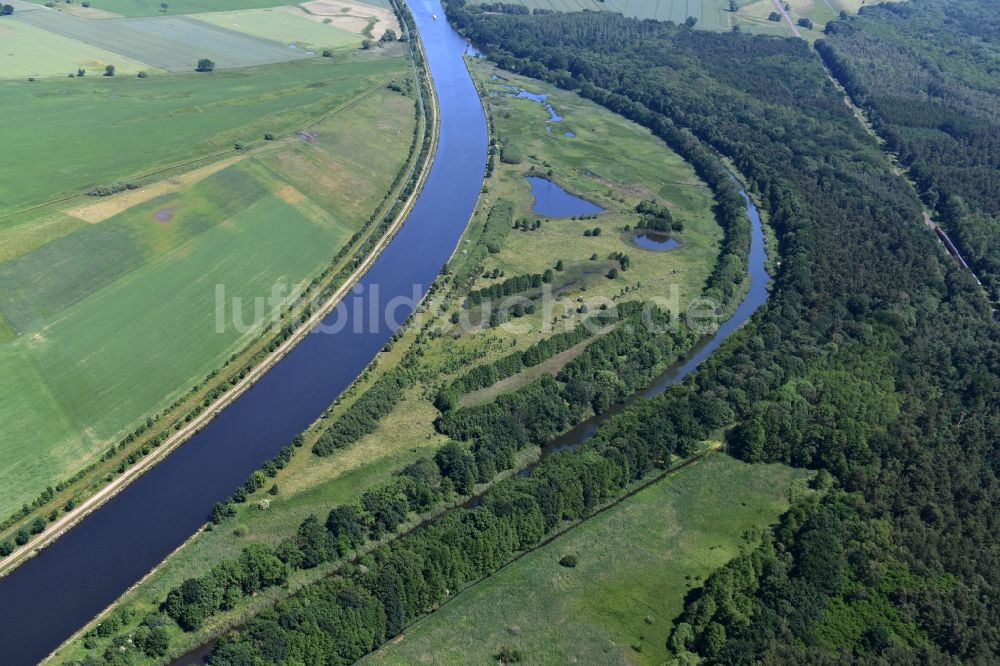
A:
[0, 2, 770, 663]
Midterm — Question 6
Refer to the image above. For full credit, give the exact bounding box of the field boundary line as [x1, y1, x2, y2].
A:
[0, 45, 441, 583]
[377, 445, 724, 651]
[0, 75, 398, 225]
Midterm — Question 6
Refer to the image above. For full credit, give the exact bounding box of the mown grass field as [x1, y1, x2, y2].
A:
[30, 0, 391, 18]
[0, 18, 154, 78]
[0, 54, 416, 516]
[191, 7, 361, 50]
[365, 455, 813, 666]
[11, 6, 312, 71]
[0, 52, 403, 217]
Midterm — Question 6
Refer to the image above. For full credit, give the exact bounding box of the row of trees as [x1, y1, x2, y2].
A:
[199, 371, 726, 664]
[312, 370, 410, 456]
[635, 199, 681, 232]
[435, 305, 652, 410]
[464, 270, 546, 306]
[70, 2, 765, 657]
[444, 4, 1000, 662]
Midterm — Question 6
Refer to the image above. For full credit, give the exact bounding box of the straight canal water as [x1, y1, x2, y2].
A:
[0, 0, 487, 663]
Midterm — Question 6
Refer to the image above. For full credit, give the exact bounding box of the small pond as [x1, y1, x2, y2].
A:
[526, 176, 604, 218]
[501, 84, 563, 122]
[631, 231, 680, 251]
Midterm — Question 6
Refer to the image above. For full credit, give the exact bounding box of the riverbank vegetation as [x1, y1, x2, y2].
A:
[442, 4, 1000, 663]
[48, 52, 734, 665]
[0, 28, 426, 568]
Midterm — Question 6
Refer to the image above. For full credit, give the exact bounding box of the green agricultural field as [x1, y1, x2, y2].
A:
[11, 6, 312, 71]
[0, 18, 154, 78]
[16, 0, 288, 18]
[29, 0, 391, 18]
[0, 53, 404, 218]
[365, 455, 813, 666]
[191, 7, 361, 50]
[0, 81, 416, 517]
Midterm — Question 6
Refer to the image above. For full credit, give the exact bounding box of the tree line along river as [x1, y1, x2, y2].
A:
[0, 1, 768, 663]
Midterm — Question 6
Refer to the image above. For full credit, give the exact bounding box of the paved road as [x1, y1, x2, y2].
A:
[772, 0, 803, 38]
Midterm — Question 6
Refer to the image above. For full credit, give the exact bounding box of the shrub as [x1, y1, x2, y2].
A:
[559, 554, 578, 567]
[195, 58, 215, 72]
[137, 70, 147, 78]
[496, 647, 523, 664]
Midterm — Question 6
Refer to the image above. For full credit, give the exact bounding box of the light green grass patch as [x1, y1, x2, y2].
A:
[29, 0, 391, 18]
[459, 63, 722, 338]
[0, 19, 153, 78]
[0, 191, 348, 513]
[0, 315, 17, 344]
[365, 455, 813, 666]
[0, 213, 86, 264]
[192, 7, 360, 50]
[0, 53, 406, 217]
[0, 163, 270, 333]
[0, 83, 415, 515]
[252, 85, 416, 222]
[47, 0, 292, 17]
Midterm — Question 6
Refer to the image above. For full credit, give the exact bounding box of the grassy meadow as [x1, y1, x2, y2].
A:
[0, 48, 416, 517]
[52, 57, 730, 664]
[191, 7, 361, 50]
[0, 53, 405, 217]
[0, 18, 154, 78]
[24, 0, 392, 18]
[365, 455, 813, 666]
[428, 59, 723, 363]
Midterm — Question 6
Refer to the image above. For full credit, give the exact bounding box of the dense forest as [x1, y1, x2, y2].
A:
[445, 3, 1000, 662]
[817, 0, 1000, 301]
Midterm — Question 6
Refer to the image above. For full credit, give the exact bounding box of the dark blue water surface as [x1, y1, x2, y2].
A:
[510, 88, 562, 122]
[526, 176, 604, 218]
[632, 231, 680, 251]
[0, 1, 487, 663]
[495, 82, 561, 122]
